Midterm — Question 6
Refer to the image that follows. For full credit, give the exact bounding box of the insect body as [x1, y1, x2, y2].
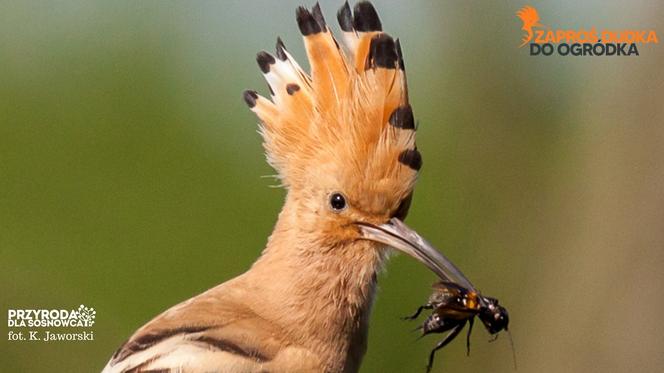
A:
[405, 281, 510, 372]
[359, 218, 513, 371]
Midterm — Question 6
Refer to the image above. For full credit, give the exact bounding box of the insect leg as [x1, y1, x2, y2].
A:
[466, 317, 474, 356]
[402, 304, 432, 320]
[426, 321, 466, 373]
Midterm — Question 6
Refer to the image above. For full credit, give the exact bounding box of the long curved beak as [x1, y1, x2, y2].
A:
[357, 218, 475, 291]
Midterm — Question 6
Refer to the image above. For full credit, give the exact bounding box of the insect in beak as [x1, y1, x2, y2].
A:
[356, 218, 474, 290]
[359, 218, 517, 371]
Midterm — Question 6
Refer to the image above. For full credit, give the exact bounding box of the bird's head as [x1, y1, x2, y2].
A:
[244, 2, 451, 275]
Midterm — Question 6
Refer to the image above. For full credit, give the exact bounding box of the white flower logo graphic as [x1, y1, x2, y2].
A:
[77, 305, 96, 326]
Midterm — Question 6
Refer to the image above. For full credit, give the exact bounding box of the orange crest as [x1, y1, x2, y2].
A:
[244, 1, 420, 211]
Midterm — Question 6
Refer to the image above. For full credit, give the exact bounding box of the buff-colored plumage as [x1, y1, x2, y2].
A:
[251, 4, 416, 200]
[102, 2, 420, 372]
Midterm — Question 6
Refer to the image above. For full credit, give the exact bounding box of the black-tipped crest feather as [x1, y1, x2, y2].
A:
[353, 1, 382, 31]
[395, 38, 405, 70]
[399, 149, 422, 171]
[296, 6, 323, 35]
[243, 90, 258, 108]
[311, 3, 327, 30]
[389, 105, 415, 130]
[276, 37, 288, 61]
[256, 51, 275, 73]
[337, 1, 353, 32]
[366, 34, 398, 69]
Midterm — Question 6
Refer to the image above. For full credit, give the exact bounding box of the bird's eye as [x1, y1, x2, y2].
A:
[329, 193, 347, 212]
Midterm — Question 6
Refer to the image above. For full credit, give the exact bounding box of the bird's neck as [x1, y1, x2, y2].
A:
[243, 197, 387, 372]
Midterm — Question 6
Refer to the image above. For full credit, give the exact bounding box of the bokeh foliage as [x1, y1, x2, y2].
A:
[1, 1, 663, 372]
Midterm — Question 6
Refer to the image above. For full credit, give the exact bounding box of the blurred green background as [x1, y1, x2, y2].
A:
[1, 1, 663, 372]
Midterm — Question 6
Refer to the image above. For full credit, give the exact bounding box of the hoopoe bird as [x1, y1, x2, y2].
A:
[103, 2, 456, 372]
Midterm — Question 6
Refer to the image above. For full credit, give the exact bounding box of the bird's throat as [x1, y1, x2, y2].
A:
[244, 202, 387, 372]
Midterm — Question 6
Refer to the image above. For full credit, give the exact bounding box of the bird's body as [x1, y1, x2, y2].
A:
[104, 207, 385, 373]
[103, 2, 431, 372]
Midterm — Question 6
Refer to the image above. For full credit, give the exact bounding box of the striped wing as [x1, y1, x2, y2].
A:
[102, 284, 320, 373]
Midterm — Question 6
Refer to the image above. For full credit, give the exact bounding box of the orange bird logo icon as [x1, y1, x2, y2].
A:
[516, 5, 543, 47]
